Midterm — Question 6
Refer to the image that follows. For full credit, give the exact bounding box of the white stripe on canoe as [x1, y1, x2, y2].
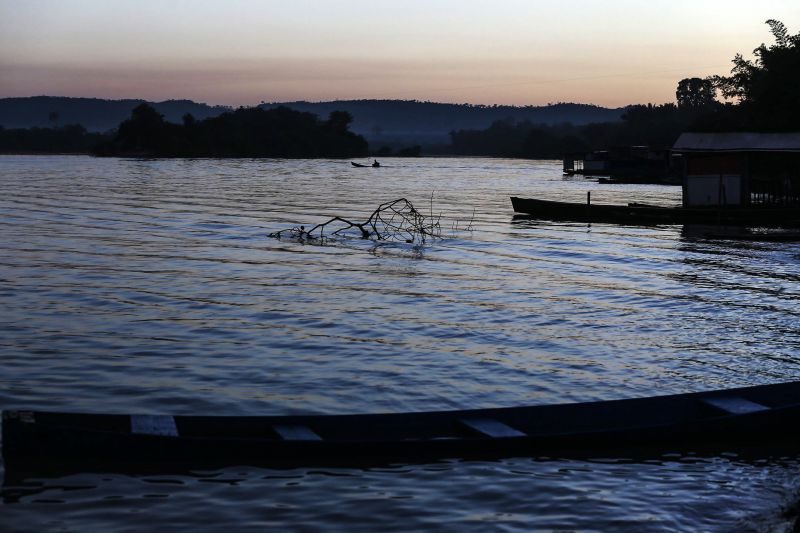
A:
[702, 397, 769, 415]
[130, 415, 179, 437]
[461, 417, 526, 438]
[273, 424, 322, 441]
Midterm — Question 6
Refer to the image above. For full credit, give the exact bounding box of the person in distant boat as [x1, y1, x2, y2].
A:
[372, 160, 380, 168]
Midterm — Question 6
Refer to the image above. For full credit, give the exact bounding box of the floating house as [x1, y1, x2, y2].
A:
[563, 146, 680, 184]
[672, 132, 800, 207]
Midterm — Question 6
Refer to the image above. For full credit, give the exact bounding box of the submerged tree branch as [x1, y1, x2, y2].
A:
[268, 198, 448, 244]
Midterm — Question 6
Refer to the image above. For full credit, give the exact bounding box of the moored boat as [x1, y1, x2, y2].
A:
[511, 196, 800, 226]
[5, 380, 800, 472]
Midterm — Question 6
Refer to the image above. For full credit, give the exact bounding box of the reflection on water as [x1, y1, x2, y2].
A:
[1, 156, 799, 530]
[2, 456, 799, 531]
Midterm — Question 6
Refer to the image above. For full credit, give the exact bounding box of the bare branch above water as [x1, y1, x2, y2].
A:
[268, 198, 473, 244]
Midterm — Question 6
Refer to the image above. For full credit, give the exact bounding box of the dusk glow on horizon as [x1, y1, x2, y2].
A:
[1, 0, 799, 107]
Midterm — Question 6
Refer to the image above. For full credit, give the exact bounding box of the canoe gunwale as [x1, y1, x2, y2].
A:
[5, 381, 800, 472]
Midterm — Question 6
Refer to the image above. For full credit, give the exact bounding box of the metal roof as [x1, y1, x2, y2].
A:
[673, 132, 800, 152]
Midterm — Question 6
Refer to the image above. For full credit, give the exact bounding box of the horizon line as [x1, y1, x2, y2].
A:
[0, 93, 664, 110]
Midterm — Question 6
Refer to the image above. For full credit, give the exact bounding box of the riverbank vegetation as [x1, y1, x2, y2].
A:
[0, 124, 107, 154]
[93, 105, 368, 158]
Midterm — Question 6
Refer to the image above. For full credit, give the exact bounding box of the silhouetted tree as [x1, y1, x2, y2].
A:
[107, 103, 172, 154]
[326, 111, 354, 133]
[711, 19, 800, 130]
[676, 78, 716, 109]
[48, 111, 60, 127]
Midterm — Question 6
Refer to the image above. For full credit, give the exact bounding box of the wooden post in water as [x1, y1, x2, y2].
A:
[587, 191, 591, 223]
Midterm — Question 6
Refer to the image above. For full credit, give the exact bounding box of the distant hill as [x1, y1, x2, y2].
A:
[0, 96, 230, 132]
[0, 96, 624, 146]
[260, 100, 624, 145]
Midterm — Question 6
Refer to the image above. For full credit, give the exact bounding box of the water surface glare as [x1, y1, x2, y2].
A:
[1, 156, 799, 530]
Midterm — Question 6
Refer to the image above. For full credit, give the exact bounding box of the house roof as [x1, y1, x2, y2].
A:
[673, 132, 800, 152]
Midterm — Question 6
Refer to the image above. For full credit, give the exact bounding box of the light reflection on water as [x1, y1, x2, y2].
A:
[1, 155, 799, 530]
[2, 456, 799, 531]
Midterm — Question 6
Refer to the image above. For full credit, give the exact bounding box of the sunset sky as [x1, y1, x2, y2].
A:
[1, 0, 798, 107]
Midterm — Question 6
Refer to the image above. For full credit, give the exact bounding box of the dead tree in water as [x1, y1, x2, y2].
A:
[268, 198, 442, 244]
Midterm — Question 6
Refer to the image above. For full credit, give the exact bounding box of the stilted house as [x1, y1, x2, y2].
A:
[672, 132, 800, 207]
[563, 146, 679, 184]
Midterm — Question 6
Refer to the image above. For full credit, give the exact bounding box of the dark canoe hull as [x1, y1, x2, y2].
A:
[5, 381, 800, 473]
[510, 197, 800, 226]
[351, 162, 369, 167]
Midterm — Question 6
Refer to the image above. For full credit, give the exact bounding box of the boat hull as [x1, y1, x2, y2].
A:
[510, 197, 800, 226]
[5, 381, 800, 473]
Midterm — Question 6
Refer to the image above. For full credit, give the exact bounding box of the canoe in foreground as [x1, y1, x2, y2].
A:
[5, 381, 800, 471]
[511, 196, 800, 226]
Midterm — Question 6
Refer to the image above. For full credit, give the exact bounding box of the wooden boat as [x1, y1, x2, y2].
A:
[5, 381, 800, 472]
[511, 196, 800, 227]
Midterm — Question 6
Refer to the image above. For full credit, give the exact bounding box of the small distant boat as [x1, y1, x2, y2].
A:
[5, 380, 800, 472]
[511, 197, 800, 227]
[351, 162, 369, 167]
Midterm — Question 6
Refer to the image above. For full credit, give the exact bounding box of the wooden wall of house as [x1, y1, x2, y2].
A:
[686, 154, 744, 176]
[682, 153, 745, 207]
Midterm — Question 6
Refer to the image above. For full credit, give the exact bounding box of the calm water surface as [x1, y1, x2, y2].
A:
[1, 156, 799, 530]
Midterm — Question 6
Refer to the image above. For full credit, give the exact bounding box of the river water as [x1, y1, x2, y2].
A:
[1, 155, 799, 530]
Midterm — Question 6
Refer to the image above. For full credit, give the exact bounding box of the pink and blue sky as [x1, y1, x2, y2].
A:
[1, 0, 798, 107]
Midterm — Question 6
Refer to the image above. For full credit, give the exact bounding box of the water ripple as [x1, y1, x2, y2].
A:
[1, 155, 799, 529]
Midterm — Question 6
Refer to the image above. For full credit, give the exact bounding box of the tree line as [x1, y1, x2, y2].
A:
[92, 105, 368, 157]
[0, 124, 106, 154]
[448, 103, 706, 158]
[0, 105, 371, 157]
[0, 96, 231, 132]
